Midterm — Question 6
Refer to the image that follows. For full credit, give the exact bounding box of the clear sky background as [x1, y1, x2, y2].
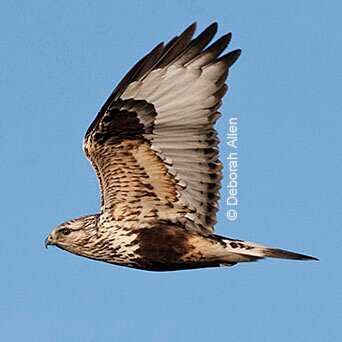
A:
[1, 1, 341, 341]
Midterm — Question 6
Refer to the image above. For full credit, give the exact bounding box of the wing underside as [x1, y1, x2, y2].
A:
[83, 23, 241, 235]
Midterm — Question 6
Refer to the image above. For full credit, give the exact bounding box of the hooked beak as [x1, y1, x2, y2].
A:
[44, 234, 54, 249]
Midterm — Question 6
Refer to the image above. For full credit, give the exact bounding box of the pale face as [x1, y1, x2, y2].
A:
[45, 214, 99, 254]
[45, 224, 87, 251]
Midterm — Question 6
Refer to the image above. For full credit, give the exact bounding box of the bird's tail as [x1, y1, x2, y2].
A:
[218, 236, 318, 263]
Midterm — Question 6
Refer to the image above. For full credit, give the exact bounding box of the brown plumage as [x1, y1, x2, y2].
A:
[45, 23, 318, 271]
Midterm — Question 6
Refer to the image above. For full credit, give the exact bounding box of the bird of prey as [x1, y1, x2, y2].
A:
[45, 23, 317, 271]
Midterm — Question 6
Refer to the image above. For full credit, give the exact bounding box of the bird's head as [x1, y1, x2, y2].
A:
[45, 214, 99, 253]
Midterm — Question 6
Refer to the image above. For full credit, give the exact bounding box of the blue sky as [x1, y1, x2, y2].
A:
[1, 1, 341, 341]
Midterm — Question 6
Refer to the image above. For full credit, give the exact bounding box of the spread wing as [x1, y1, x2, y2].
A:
[83, 23, 241, 236]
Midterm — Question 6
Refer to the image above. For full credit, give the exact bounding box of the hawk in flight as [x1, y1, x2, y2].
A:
[45, 23, 317, 271]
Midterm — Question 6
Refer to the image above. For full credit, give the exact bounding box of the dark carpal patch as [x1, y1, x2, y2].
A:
[90, 99, 157, 144]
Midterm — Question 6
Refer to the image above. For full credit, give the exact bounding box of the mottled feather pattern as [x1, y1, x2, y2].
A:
[84, 23, 237, 234]
[46, 23, 318, 271]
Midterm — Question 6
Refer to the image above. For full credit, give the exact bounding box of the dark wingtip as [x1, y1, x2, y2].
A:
[206, 22, 218, 33]
[219, 49, 242, 67]
[184, 22, 197, 35]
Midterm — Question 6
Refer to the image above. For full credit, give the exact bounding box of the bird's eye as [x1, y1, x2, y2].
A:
[60, 228, 71, 236]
